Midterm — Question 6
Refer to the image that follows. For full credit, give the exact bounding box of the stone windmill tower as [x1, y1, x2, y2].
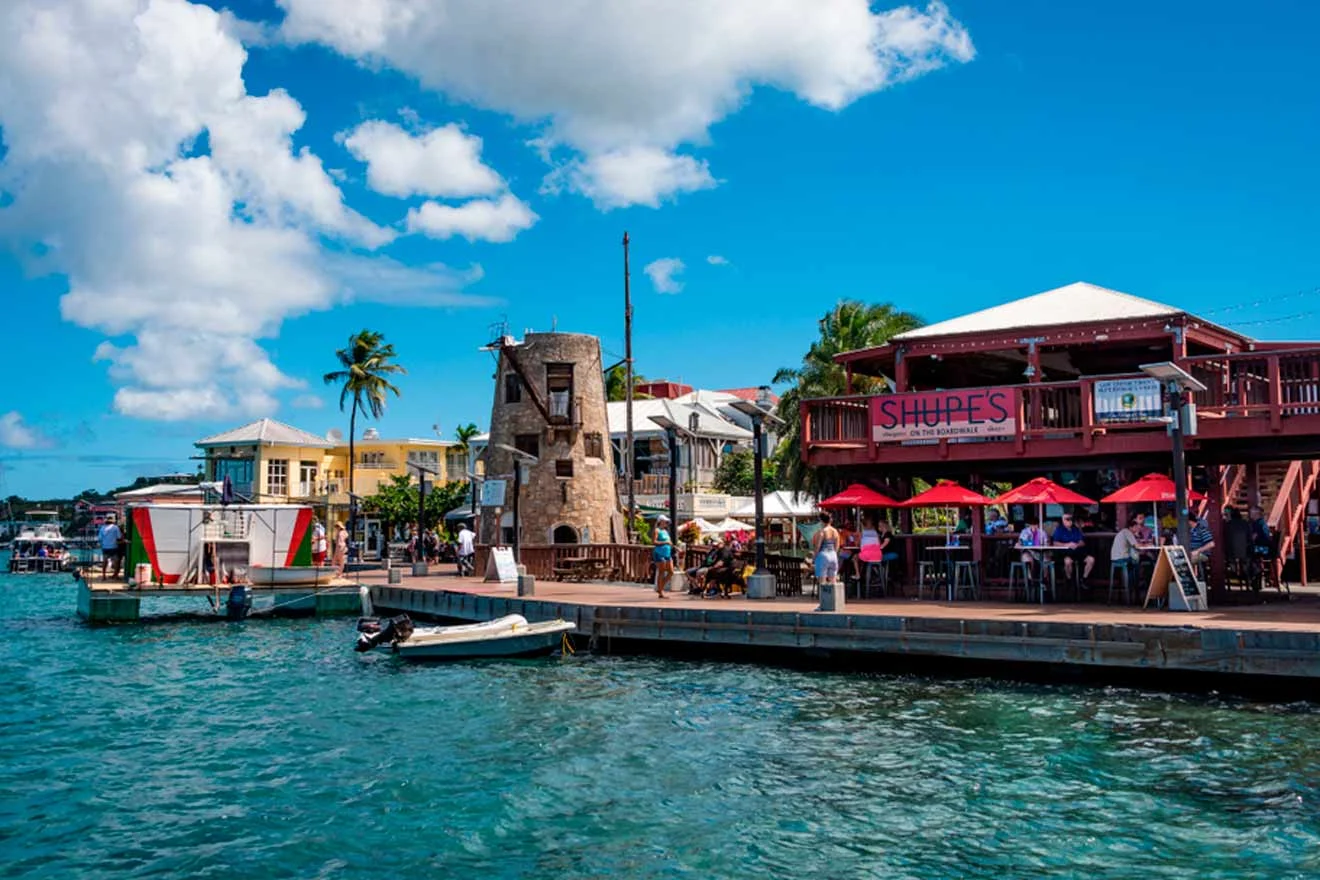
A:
[480, 332, 622, 546]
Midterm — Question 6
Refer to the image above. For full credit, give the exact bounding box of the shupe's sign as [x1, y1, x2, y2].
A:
[870, 388, 1019, 442]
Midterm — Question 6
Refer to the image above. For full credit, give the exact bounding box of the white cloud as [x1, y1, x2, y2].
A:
[644, 258, 685, 294]
[707, 255, 729, 266]
[406, 194, 538, 243]
[341, 120, 506, 199]
[0, 412, 52, 449]
[561, 148, 715, 210]
[291, 394, 324, 409]
[0, 0, 484, 422]
[278, 0, 974, 208]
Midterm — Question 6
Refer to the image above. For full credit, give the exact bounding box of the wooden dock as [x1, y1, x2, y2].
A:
[363, 570, 1320, 693]
[77, 574, 363, 622]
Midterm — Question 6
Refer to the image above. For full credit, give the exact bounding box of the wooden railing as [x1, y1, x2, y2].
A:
[803, 348, 1320, 451]
[472, 544, 807, 595]
[1267, 459, 1320, 584]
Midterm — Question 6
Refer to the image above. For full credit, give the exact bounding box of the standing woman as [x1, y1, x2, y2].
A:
[813, 511, 841, 590]
[652, 515, 674, 598]
[332, 521, 349, 577]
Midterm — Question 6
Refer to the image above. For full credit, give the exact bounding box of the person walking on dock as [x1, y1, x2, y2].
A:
[332, 522, 348, 577]
[652, 515, 674, 598]
[311, 518, 327, 566]
[98, 513, 123, 581]
[456, 521, 476, 577]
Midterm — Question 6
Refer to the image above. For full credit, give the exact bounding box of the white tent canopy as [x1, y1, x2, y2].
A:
[681, 517, 753, 535]
[730, 491, 817, 518]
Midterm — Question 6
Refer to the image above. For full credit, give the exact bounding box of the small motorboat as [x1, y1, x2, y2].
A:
[246, 565, 338, 587]
[356, 612, 575, 660]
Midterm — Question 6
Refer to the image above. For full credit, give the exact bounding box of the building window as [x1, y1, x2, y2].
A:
[505, 372, 522, 403]
[584, 432, 604, 460]
[445, 449, 468, 479]
[266, 459, 288, 496]
[555, 459, 574, 478]
[299, 461, 317, 496]
[546, 363, 574, 421]
[514, 433, 539, 459]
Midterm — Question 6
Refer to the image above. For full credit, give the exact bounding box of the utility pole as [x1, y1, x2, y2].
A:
[623, 231, 636, 543]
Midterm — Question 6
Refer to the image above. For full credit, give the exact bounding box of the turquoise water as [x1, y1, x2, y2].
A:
[2, 568, 1319, 878]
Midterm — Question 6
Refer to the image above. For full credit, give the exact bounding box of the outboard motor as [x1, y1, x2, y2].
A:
[225, 585, 252, 621]
[355, 614, 414, 652]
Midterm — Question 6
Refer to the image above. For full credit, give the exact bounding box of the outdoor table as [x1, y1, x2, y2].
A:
[552, 556, 615, 582]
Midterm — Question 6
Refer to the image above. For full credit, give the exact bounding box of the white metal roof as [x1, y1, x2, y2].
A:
[606, 399, 752, 441]
[893, 282, 1183, 341]
[195, 418, 332, 448]
[115, 483, 206, 499]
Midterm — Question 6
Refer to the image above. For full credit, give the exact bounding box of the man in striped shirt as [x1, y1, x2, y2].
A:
[1188, 516, 1215, 565]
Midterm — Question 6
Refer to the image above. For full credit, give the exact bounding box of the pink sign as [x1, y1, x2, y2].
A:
[871, 388, 1019, 442]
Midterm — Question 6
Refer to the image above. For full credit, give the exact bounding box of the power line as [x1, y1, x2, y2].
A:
[1198, 286, 1319, 318]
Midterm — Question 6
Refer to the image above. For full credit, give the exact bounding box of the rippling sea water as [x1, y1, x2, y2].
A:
[2, 566, 1319, 878]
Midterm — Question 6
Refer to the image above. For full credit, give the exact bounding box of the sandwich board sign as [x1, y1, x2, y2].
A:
[1143, 545, 1208, 611]
[484, 546, 518, 584]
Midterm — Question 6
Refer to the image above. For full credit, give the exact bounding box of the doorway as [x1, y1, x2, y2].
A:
[551, 524, 579, 544]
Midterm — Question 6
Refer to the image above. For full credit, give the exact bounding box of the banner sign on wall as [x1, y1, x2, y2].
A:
[1094, 378, 1163, 424]
[870, 388, 1018, 443]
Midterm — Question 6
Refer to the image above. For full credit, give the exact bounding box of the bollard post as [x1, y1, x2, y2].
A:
[817, 580, 845, 612]
[517, 573, 535, 596]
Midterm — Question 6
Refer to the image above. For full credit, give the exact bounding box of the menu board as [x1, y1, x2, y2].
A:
[1143, 545, 1208, 611]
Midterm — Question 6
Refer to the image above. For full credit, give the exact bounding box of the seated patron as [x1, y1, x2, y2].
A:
[1051, 512, 1095, 581]
[1018, 517, 1050, 574]
[1223, 507, 1251, 564]
[686, 543, 722, 594]
[1110, 513, 1145, 573]
[1189, 517, 1215, 564]
[985, 509, 1012, 535]
[704, 535, 743, 598]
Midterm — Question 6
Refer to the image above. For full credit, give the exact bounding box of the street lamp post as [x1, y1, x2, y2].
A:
[409, 461, 439, 576]
[1140, 362, 1207, 554]
[494, 444, 538, 566]
[647, 414, 683, 541]
[730, 388, 785, 600]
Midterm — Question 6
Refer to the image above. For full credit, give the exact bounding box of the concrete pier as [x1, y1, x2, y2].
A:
[364, 572, 1320, 692]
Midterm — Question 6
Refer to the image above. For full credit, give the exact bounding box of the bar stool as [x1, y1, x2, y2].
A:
[917, 561, 939, 599]
[1008, 561, 1030, 601]
[1036, 563, 1057, 604]
[952, 560, 979, 600]
[861, 562, 887, 598]
[1107, 560, 1131, 605]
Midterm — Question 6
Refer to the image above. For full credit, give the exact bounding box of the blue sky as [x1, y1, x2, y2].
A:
[2, 0, 1318, 499]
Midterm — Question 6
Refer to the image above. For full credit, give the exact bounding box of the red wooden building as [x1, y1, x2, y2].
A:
[801, 282, 1320, 593]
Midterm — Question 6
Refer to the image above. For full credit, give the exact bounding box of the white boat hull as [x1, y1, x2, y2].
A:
[246, 566, 338, 587]
[387, 614, 576, 660]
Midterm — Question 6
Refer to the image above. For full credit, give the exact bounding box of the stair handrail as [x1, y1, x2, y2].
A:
[1266, 459, 1320, 583]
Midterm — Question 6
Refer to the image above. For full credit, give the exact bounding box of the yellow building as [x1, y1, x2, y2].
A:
[195, 420, 470, 558]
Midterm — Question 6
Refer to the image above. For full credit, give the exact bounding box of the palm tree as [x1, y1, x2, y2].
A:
[453, 422, 480, 475]
[324, 330, 406, 542]
[773, 301, 923, 494]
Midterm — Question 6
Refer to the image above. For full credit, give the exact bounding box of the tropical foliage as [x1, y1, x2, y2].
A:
[453, 422, 480, 476]
[604, 364, 652, 402]
[362, 474, 471, 536]
[323, 330, 406, 519]
[772, 301, 923, 494]
[712, 448, 780, 496]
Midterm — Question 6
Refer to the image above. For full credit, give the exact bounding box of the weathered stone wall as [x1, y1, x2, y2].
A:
[480, 332, 621, 545]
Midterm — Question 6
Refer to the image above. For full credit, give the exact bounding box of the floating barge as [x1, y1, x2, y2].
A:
[365, 572, 1320, 694]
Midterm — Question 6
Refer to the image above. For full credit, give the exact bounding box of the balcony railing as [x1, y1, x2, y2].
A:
[803, 347, 1320, 454]
[355, 460, 398, 470]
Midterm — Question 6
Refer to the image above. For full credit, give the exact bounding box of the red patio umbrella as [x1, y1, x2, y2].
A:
[1100, 473, 1205, 504]
[996, 477, 1095, 507]
[819, 483, 902, 508]
[1102, 473, 1206, 535]
[902, 480, 993, 507]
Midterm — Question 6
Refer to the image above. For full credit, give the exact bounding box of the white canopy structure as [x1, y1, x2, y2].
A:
[730, 491, 817, 519]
